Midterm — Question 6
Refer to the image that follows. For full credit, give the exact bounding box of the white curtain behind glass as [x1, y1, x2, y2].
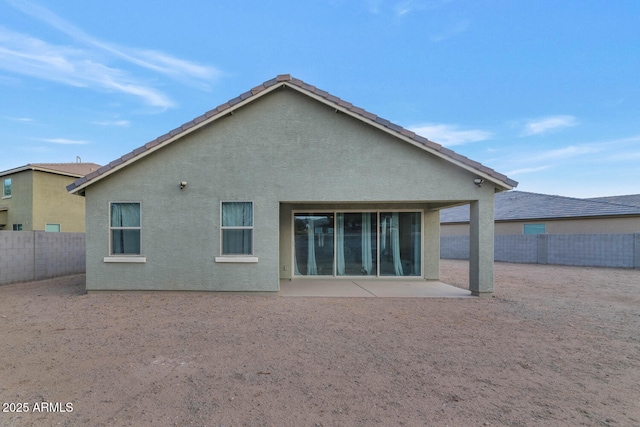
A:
[390, 212, 404, 276]
[306, 219, 318, 275]
[361, 213, 373, 275]
[336, 214, 345, 275]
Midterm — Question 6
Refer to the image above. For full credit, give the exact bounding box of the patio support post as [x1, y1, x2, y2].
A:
[469, 198, 494, 296]
[423, 209, 440, 280]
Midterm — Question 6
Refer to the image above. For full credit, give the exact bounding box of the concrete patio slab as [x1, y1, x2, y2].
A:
[279, 279, 472, 298]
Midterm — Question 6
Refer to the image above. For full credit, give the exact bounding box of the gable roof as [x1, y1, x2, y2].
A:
[67, 74, 518, 195]
[440, 191, 640, 223]
[1, 162, 101, 179]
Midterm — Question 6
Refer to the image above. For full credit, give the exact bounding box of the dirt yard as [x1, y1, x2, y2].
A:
[0, 260, 638, 427]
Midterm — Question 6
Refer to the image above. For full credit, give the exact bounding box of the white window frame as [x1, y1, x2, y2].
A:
[105, 201, 146, 263]
[2, 178, 11, 198]
[215, 201, 258, 263]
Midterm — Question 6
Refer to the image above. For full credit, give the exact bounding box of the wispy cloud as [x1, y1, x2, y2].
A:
[1, 0, 221, 107]
[409, 123, 492, 146]
[91, 120, 131, 127]
[33, 137, 90, 145]
[395, 1, 416, 16]
[506, 165, 551, 176]
[3, 116, 34, 122]
[521, 134, 640, 164]
[521, 115, 578, 136]
[368, 0, 453, 18]
[430, 20, 470, 42]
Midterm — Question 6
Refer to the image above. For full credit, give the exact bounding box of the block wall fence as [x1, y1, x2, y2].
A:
[2, 232, 638, 286]
[0, 231, 85, 285]
[441, 233, 640, 269]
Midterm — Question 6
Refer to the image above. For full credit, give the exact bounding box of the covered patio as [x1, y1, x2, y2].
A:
[279, 279, 471, 298]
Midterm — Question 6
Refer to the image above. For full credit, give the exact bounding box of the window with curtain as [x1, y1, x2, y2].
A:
[110, 202, 141, 255]
[294, 213, 334, 275]
[380, 212, 421, 276]
[221, 202, 253, 255]
[294, 211, 420, 277]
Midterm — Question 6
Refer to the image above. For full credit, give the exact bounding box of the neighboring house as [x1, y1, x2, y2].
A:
[67, 74, 517, 295]
[441, 191, 640, 235]
[1, 162, 101, 232]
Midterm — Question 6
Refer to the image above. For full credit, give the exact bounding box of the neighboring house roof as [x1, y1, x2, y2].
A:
[67, 74, 517, 195]
[588, 194, 640, 208]
[440, 191, 640, 223]
[1, 162, 101, 178]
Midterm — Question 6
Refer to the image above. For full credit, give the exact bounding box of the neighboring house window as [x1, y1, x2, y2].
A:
[45, 224, 61, 232]
[2, 178, 10, 198]
[221, 201, 253, 255]
[13, 224, 23, 231]
[524, 223, 546, 235]
[110, 202, 141, 255]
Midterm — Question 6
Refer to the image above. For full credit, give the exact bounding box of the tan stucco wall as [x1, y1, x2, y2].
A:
[442, 216, 640, 235]
[84, 87, 498, 291]
[1, 171, 33, 230]
[1, 170, 87, 231]
[32, 171, 87, 232]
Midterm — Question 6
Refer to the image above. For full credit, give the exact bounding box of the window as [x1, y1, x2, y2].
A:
[294, 211, 421, 277]
[110, 202, 141, 255]
[3, 178, 11, 198]
[221, 202, 253, 255]
[13, 224, 23, 231]
[45, 224, 61, 232]
[523, 223, 546, 235]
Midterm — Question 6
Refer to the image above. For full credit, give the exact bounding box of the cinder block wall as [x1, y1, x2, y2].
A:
[442, 233, 640, 269]
[0, 231, 85, 285]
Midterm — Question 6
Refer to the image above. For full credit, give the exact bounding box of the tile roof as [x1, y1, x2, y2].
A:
[1, 162, 101, 178]
[440, 191, 640, 223]
[588, 194, 640, 208]
[67, 74, 518, 194]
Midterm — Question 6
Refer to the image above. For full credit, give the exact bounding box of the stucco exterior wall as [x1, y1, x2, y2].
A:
[33, 171, 87, 232]
[1, 170, 87, 232]
[84, 88, 497, 291]
[1, 170, 33, 230]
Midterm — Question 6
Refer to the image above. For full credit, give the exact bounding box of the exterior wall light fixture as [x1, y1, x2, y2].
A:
[179, 181, 187, 190]
[473, 178, 485, 187]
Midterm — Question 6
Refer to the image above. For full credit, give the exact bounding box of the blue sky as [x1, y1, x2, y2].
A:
[1, 0, 638, 198]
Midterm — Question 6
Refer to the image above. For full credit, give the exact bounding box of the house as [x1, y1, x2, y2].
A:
[1, 162, 101, 232]
[67, 75, 517, 295]
[441, 191, 640, 235]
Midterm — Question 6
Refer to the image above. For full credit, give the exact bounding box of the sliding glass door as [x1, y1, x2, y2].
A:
[294, 211, 421, 277]
[294, 214, 334, 276]
[336, 213, 377, 276]
[379, 212, 421, 276]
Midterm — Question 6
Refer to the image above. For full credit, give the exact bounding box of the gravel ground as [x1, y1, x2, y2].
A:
[0, 260, 638, 426]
